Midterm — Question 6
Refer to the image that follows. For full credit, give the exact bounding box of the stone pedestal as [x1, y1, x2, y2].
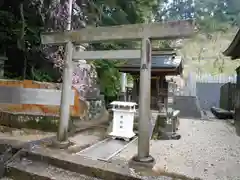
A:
[52, 139, 71, 149]
[119, 92, 126, 101]
[235, 90, 240, 121]
[236, 66, 240, 88]
[0, 56, 7, 78]
[236, 108, 240, 121]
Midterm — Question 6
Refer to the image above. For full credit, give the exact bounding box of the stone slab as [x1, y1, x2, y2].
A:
[0, 86, 75, 106]
[76, 138, 137, 161]
[20, 146, 186, 180]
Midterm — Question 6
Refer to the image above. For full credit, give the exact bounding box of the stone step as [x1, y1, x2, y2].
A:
[173, 96, 202, 119]
[6, 157, 103, 180]
[2, 145, 189, 180]
[5, 147, 141, 180]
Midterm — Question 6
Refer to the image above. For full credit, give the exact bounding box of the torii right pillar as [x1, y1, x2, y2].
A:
[131, 37, 155, 165]
[235, 66, 240, 121]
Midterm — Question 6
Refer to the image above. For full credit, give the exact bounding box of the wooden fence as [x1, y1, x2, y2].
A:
[220, 82, 236, 111]
[181, 72, 237, 110]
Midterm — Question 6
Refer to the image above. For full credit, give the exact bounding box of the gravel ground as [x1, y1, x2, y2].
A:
[115, 118, 240, 180]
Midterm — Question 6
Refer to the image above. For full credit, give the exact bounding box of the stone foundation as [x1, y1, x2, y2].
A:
[0, 111, 70, 132]
[152, 113, 180, 140]
[0, 93, 105, 132]
[85, 95, 105, 120]
[0, 95, 106, 132]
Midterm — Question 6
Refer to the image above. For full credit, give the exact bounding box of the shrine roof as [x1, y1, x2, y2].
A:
[117, 54, 183, 75]
[110, 101, 137, 106]
[223, 29, 240, 60]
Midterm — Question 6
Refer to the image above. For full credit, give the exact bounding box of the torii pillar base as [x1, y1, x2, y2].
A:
[52, 139, 71, 149]
[129, 155, 155, 168]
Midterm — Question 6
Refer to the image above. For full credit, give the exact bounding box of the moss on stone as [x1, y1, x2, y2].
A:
[152, 115, 167, 140]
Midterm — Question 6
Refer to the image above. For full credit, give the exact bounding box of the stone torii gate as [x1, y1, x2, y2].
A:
[40, 20, 194, 164]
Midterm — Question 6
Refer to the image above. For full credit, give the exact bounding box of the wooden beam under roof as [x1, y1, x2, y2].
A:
[72, 49, 178, 60]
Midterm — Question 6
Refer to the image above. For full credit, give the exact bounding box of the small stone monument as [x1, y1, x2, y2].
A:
[0, 56, 7, 78]
[109, 101, 137, 141]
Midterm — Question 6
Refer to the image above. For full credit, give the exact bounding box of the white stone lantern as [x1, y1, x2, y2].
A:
[109, 101, 137, 141]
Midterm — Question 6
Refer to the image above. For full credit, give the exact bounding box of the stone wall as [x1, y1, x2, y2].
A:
[0, 95, 106, 132]
[0, 79, 84, 117]
[0, 79, 87, 132]
[85, 95, 105, 120]
[0, 110, 60, 132]
[0, 79, 106, 131]
[196, 82, 224, 110]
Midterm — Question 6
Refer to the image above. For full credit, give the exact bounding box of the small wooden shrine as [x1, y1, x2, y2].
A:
[117, 49, 183, 111]
[223, 29, 240, 121]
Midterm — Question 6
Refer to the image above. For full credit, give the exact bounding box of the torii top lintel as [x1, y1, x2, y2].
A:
[41, 20, 195, 45]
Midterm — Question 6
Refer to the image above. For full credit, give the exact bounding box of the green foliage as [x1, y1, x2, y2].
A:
[86, 0, 162, 26]
[87, 0, 162, 98]
[127, 74, 133, 85]
[30, 68, 54, 82]
[160, 0, 239, 33]
[4, 0, 240, 93]
[0, 0, 163, 98]
[0, 10, 17, 53]
[0, 1, 44, 80]
[94, 60, 121, 97]
[156, 0, 240, 74]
